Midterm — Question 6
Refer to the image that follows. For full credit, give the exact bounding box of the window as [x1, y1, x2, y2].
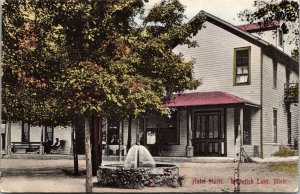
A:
[45, 126, 54, 142]
[107, 119, 119, 145]
[278, 29, 283, 47]
[273, 109, 278, 143]
[234, 47, 251, 85]
[21, 122, 30, 143]
[243, 109, 251, 145]
[146, 111, 179, 145]
[273, 60, 277, 89]
[234, 108, 251, 145]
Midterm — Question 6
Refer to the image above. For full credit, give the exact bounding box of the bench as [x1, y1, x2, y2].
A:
[11, 142, 41, 154]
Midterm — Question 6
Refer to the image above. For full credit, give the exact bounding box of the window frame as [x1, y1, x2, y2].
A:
[273, 109, 278, 143]
[233, 47, 251, 86]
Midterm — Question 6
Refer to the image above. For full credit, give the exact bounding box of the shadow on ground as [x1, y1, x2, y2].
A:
[1, 167, 86, 178]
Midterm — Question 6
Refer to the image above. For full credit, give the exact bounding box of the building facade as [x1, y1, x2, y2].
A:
[1, 11, 298, 159]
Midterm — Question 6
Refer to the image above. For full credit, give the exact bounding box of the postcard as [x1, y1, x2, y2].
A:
[0, 0, 298, 193]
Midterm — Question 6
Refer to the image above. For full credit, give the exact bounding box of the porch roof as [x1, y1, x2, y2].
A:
[165, 91, 260, 108]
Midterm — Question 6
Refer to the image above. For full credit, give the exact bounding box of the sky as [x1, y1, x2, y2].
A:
[144, 0, 296, 56]
[145, 0, 255, 25]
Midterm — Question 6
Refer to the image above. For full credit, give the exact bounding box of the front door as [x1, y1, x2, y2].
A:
[192, 111, 225, 156]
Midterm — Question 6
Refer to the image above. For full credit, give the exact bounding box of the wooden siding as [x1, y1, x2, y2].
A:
[9, 122, 72, 155]
[10, 122, 22, 142]
[290, 70, 299, 145]
[173, 21, 262, 105]
[226, 108, 235, 157]
[251, 30, 278, 49]
[173, 21, 262, 157]
[242, 108, 261, 157]
[291, 104, 299, 145]
[122, 119, 137, 148]
[262, 55, 288, 156]
[142, 112, 187, 157]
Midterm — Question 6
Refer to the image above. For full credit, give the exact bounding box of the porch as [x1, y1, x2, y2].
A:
[159, 91, 261, 158]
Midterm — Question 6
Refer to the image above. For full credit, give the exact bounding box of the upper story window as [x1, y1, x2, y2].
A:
[234, 47, 251, 85]
[273, 60, 277, 89]
[278, 28, 283, 47]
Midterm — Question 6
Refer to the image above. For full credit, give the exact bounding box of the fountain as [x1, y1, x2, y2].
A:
[97, 144, 181, 189]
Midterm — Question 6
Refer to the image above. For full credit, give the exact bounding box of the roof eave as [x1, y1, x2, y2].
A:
[186, 11, 298, 71]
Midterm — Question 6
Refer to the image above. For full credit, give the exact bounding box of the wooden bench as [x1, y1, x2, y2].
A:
[11, 142, 41, 154]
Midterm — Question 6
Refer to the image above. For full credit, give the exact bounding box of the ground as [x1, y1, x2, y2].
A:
[0, 158, 298, 192]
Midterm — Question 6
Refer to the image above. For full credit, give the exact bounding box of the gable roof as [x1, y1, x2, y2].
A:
[188, 11, 298, 71]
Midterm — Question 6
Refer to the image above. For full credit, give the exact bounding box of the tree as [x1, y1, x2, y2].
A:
[238, 0, 299, 59]
[3, 0, 205, 192]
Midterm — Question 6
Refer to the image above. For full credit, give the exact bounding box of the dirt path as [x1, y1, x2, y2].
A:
[0, 159, 298, 192]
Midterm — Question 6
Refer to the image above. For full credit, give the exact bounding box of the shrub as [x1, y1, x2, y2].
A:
[273, 146, 298, 157]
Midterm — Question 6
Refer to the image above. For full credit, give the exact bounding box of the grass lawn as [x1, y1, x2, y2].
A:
[268, 161, 298, 176]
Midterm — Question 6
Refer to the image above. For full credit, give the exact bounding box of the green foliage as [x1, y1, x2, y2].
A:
[2, 0, 204, 126]
[238, 0, 299, 59]
[273, 146, 298, 157]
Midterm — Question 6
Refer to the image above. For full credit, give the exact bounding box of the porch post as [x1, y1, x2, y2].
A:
[6, 121, 11, 157]
[4, 123, 8, 155]
[39, 126, 45, 155]
[186, 109, 193, 157]
[0, 125, 2, 158]
[105, 118, 109, 156]
[240, 107, 244, 146]
[143, 116, 147, 146]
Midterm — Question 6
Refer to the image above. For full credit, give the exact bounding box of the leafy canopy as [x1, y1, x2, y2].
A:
[2, 0, 205, 126]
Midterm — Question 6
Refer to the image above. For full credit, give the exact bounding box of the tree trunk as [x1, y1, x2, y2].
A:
[84, 117, 93, 192]
[91, 115, 102, 176]
[72, 126, 79, 175]
[127, 118, 132, 150]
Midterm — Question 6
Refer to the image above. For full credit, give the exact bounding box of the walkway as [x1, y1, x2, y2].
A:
[0, 158, 298, 192]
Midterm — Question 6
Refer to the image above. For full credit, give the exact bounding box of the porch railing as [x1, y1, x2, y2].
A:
[284, 83, 299, 103]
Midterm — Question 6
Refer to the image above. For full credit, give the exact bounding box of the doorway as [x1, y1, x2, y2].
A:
[193, 111, 225, 156]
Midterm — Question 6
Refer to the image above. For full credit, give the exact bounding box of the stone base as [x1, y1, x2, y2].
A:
[97, 163, 181, 189]
[186, 146, 193, 158]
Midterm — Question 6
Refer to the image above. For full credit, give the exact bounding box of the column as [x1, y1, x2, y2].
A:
[39, 126, 45, 155]
[186, 109, 193, 157]
[240, 107, 244, 146]
[4, 123, 8, 154]
[239, 107, 244, 162]
[6, 121, 11, 157]
[105, 118, 109, 156]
